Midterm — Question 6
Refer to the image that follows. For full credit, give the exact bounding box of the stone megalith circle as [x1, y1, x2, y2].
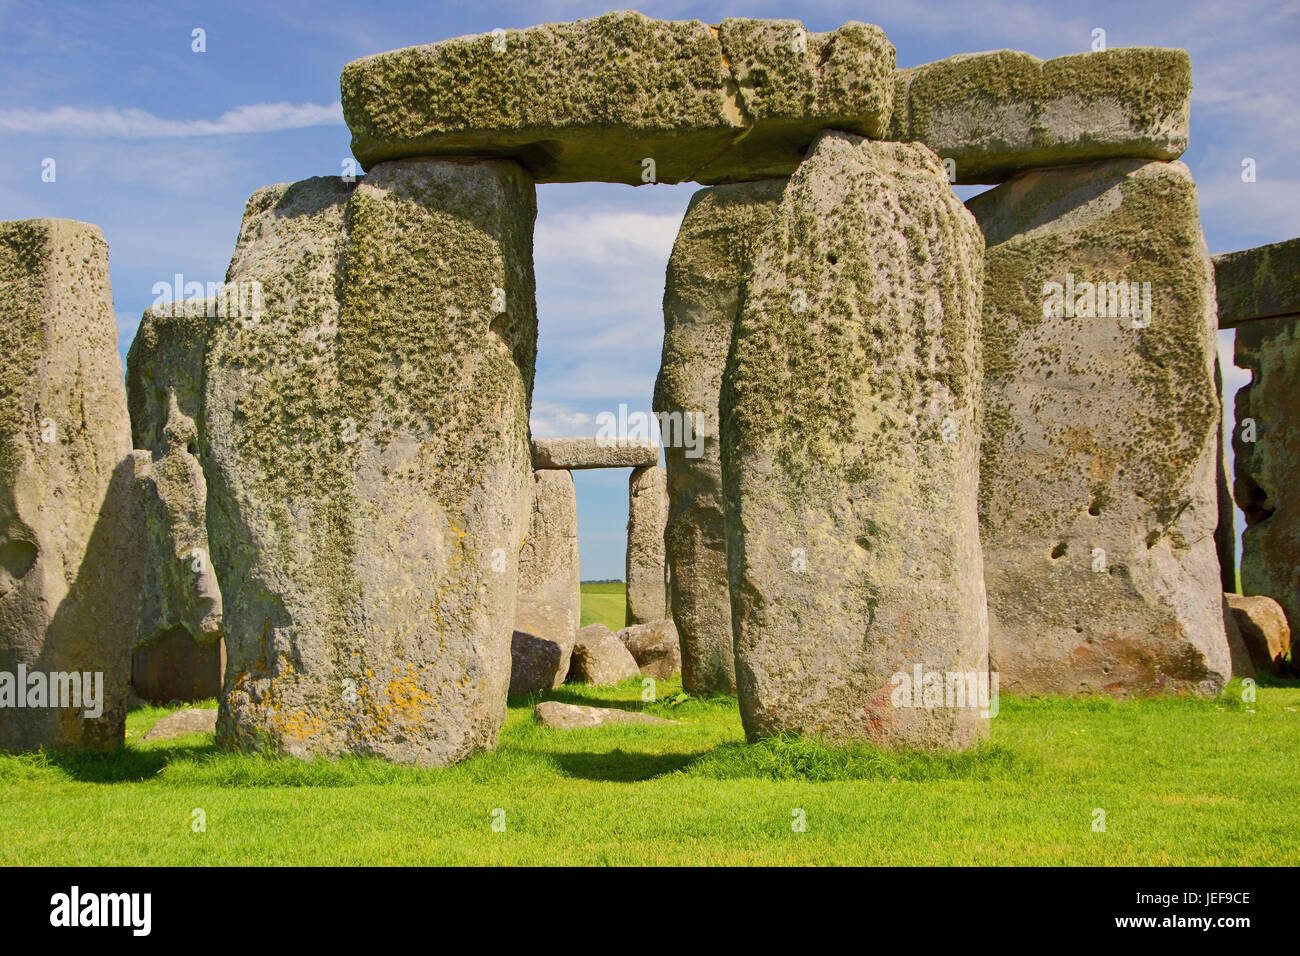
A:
[204, 160, 536, 766]
[0, 218, 144, 751]
[721, 132, 990, 749]
[969, 158, 1229, 696]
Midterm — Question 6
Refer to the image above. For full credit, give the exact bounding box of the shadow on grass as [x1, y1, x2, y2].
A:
[2, 742, 215, 783]
[547, 748, 708, 782]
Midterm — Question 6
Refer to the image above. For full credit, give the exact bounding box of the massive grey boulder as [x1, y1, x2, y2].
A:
[625, 465, 668, 625]
[516, 469, 580, 627]
[969, 159, 1229, 696]
[721, 132, 989, 749]
[531, 437, 658, 470]
[655, 180, 785, 695]
[509, 600, 575, 695]
[618, 619, 681, 680]
[887, 48, 1190, 184]
[342, 12, 895, 185]
[204, 160, 537, 766]
[0, 218, 143, 751]
[1234, 312, 1300, 635]
[568, 623, 640, 686]
[126, 301, 223, 660]
[1214, 238, 1300, 327]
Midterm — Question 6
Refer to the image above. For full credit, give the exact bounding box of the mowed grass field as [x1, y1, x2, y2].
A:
[1, 582, 1296, 866]
[578, 580, 627, 630]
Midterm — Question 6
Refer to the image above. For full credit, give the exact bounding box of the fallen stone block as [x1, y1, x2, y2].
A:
[568, 624, 640, 686]
[1225, 593, 1293, 676]
[1222, 596, 1254, 681]
[140, 708, 217, 741]
[618, 619, 682, 680]
[888, 48, 1190, 184]
[510, 600, 576, 695]
[534, 700, 677, 730]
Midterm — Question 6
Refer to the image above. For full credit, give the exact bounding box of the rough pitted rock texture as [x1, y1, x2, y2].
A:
[1214, 239, 1300, 327]
[1234, 314, 1300, 636]
[720, 133, 989, 749]
[509, 600, 575, 695]
[1222, 596, 1254, 680]
[127, 301, 223, 651]
[969, 159, 1228, 696]
[1225, 593, 1293, 676]
[655, 180, 785, 695]
[140, 707, 217, 741]
[0, 218, 143, 751]
[531, 437, 658, 470]
[535, 700, 676, 730]
[618, 619, 681, 680]
[568, 623, 640, 686]
[516, 469, 579, 629]
[341, 11, 894, 184]
[626, 465, 668, 625]
[205, 161, 536, 766]
[887, 48, 1190, 184]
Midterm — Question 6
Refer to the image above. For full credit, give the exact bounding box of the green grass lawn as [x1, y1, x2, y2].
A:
[2, 669, 1296, 865]
[579, 580, 627, 630]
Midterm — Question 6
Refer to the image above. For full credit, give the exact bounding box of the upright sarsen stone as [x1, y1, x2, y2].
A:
[969, 159, 1229, 695]
[127, 301, 223, 655]
[722, 133, 989, 749]
[205, 160, 536, 766]
[625, 465, 668, 625]
[654, 180, 784, 694]
[1234, 314, 1300, 635]
[517, 469, 580, 632]
[0, 219, 143, 750]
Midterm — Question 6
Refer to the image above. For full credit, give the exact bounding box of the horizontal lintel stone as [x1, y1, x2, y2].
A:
[531, 437, 660, 470]
[1213, 238, 1300, 328]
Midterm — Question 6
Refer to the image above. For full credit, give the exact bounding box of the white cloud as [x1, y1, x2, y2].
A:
[0, 101, 344, 138]
[535, 210, 682, 265]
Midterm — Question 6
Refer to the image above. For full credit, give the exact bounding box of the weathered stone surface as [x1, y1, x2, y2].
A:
[721, 133, 988, 748]
[0, 218, 143, 751]
[654, 180, 785, 695]
[1225, 593, 1293, 676]
[531, 437, 658, 470]
[127, 301, 223, 651]
[516, 469, 579, 630]
[1214, 238, 1300, 327]
[342, 11, 894, 185]
[887, 48, 1190, 184]
[534, 700, 676, 730]
[1234, 313, 1300, 636]
[970, 159, 1229, 696]
[204, 161, 536, 766]
[1222, 595, 1254, 680]
[140, 707, 217, 741]
[618, 619, 681, 680]
[510, 600, 575, 695]
[1214, 356, 1237, 595]
[568, 623, 640, 686]
[132, 628, 225, 703]
[626, 465, 668, 625]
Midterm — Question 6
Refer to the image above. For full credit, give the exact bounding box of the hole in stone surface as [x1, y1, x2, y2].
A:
[827, 252, 838, 265]
[1050, 542, 1067, 559]
[1087, 495, 1102, 516]
[0, 538, 37, 580]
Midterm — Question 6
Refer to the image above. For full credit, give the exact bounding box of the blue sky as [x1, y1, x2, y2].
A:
[1, 0, 1295, 579]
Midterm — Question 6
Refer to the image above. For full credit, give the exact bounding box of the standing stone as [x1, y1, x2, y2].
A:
[655, 180, 785, 695]
[1213, 356, 1237, 595]
[517, 469, 580, 631]
[969, 159, 1229, 696]
[625, 465, 668, 626]
[205, 160, 536, 766]
[721, 132, 989, 749]
[126, 301, 224, 703]
[1234, 314, 1300, 637]
[0, 219, 143, 750]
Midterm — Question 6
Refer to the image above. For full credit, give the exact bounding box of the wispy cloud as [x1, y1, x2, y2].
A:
[0, 101, 344, 137]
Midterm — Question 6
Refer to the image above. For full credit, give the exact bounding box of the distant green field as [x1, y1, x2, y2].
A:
[580, 581, 626, 630]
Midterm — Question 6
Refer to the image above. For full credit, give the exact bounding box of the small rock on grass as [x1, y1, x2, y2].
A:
[534, 701, 678, 730]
